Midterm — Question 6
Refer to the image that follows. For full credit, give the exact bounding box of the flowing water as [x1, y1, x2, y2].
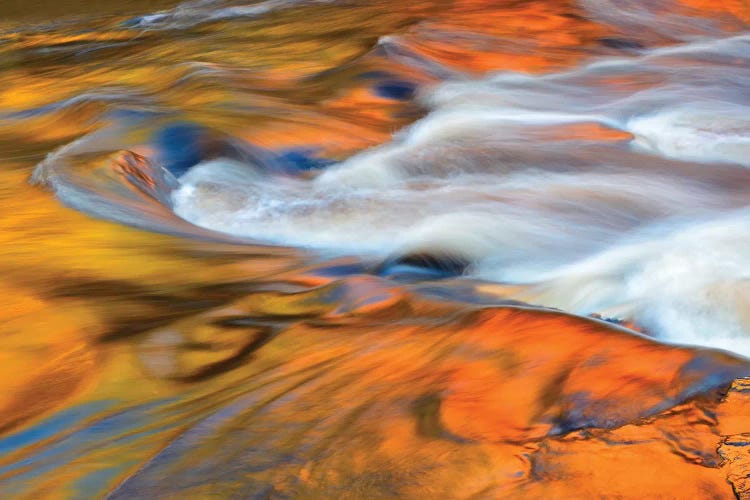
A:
[3, 0, 750, 497]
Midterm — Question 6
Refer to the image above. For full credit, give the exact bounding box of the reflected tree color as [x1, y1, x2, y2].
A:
[1, 0, 750, 498]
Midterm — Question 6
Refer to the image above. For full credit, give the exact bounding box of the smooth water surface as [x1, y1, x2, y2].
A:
[2, 0, 750, 497]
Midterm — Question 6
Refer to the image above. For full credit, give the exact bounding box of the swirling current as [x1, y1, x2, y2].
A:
[3, 0, 750, 497]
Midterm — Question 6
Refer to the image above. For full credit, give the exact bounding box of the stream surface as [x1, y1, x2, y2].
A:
[2, 0, 750, 497]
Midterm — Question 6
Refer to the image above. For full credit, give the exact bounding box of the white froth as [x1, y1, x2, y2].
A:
[171, 31, 750, 356]
[519, 213, 750, 357]
[628, 105, 750, 166]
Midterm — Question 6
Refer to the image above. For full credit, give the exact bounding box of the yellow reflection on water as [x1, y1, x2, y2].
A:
[0, 0, 750, 497]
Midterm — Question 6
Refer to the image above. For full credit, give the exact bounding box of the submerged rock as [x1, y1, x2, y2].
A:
[718, 378, 750, 498]
[111, 278, 750, 498]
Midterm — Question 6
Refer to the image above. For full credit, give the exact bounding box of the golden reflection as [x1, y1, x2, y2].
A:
[0, 0, 749, 497]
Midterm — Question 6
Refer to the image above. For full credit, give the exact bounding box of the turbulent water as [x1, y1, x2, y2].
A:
[3, 0, 750, 497]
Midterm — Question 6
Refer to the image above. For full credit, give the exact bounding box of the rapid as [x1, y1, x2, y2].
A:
[3, 0, 750, 497]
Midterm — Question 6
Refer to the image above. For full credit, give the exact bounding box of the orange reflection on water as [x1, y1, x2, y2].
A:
[0, 0, 750, 497]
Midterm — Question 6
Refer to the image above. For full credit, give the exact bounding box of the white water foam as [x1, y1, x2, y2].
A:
[521, 211, 750, 356]
[126, 0, 336, 29]
[172, 32, 750, 355]
[628, 103, 750, 166]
